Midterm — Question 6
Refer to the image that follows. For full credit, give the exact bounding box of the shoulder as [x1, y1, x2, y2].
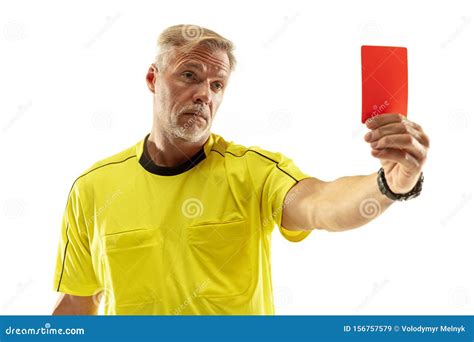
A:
[210, 133, 288, 167]
[209, 133, 307, 184]
[69, 139, 139, 194]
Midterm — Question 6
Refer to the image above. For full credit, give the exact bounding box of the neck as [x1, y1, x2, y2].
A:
[147, 129, 208, 167]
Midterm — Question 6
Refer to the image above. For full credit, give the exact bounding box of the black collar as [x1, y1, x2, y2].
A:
[139, 135, 206, 176]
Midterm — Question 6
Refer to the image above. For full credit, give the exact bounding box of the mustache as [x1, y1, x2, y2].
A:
[178, 106, 210, 121]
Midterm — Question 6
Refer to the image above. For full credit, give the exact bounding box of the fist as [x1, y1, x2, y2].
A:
[364, 113, 430, 194]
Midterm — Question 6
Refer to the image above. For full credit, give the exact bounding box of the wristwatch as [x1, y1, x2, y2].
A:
[377, 167, 424, 201]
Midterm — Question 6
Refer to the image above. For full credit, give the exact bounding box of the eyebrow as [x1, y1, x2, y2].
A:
[180, 62, 228, 79]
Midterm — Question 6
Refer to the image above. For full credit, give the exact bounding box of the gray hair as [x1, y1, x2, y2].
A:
[155, 24, 236, 72]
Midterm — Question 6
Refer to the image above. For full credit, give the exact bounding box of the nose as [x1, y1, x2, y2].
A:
[192, 82, 212, 105]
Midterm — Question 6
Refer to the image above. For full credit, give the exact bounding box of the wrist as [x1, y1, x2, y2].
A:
[377, 168, 424, 201]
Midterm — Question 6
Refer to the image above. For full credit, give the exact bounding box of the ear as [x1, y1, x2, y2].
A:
[146, 64, 157, 93]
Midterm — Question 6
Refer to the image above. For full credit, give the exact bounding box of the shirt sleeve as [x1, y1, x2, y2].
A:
[247, 147, 312, 242]
[53, 180, 100, 296]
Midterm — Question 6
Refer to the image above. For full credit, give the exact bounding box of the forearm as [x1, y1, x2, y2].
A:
[52, 293, 99, 315]
[316, 172, 394, 232]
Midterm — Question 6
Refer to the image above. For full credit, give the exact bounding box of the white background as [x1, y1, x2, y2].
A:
[1, 0, 473, 315]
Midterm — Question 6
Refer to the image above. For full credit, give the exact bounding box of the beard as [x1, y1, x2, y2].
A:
[168, 106, 212, 143]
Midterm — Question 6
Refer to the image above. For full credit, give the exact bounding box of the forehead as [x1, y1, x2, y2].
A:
[171, 45, 230, 78]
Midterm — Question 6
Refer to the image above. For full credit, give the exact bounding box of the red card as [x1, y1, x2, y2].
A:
[361, 45, 408, 123]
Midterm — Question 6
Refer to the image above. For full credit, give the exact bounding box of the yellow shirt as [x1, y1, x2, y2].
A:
[53, 133, 311, 315]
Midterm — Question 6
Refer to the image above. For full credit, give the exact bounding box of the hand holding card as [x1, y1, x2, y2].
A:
[361, 45, 408, 124]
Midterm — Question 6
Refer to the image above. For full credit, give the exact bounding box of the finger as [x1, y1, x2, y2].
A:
[370, 134, 427, 160]
[365, 122, 418, 142]
[365, 113, 405, 130]
[407, 120, 428, 134]
[393, 120, 430, 148]
[366, 121, 430, 148]
[367, 116, 430, 148]
[416, 129, 430, 148]
[371, 148, 421, 170]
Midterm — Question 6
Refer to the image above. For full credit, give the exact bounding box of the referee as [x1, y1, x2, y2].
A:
[52, 24, 429, 315]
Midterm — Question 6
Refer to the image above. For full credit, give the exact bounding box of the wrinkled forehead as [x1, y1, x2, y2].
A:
[170, 45, 230, 78]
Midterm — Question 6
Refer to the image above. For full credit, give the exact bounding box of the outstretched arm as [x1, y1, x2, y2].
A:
[282, 114, 430, 232]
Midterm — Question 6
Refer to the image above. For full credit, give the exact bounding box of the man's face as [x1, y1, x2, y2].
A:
[146, 45, 231, 143]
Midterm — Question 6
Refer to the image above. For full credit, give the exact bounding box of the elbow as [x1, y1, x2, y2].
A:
[312, 204, 367, 232]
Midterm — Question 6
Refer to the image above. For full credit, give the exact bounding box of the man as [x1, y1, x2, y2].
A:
[52, 25, 430, 315]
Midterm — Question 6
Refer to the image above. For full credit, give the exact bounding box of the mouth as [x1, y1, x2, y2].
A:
[182, 111, 209, 122]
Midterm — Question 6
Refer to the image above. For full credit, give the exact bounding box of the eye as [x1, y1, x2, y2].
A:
[181, 71, 196, 81]
[212, 82, 224, 91]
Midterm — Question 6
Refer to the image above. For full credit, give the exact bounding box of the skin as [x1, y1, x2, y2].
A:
[144, 45, 230, 167]
[52, 44, 231, 315]
[52, 292, 100, 315]
[282, 113, 430, 231]
[53, 46, 430, 314]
